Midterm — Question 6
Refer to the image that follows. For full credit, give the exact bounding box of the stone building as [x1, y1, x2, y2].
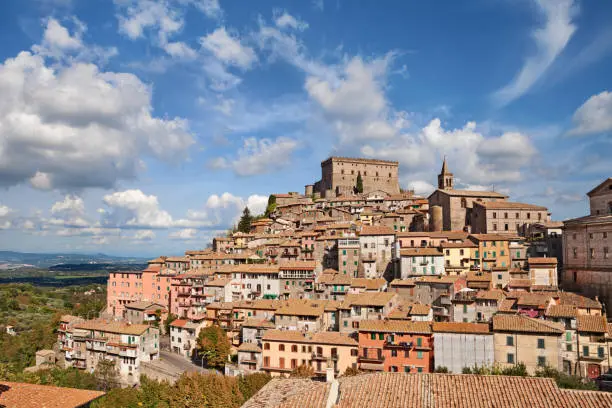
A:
[311, 157, 400, 198]
[338, 237, 360, 277]
[470, 201, 550, 236]
[428, 159, 508, 231]
[492, 314, 563, 375]
[358, 225, 396, 279]
[562, 178, 612, 313]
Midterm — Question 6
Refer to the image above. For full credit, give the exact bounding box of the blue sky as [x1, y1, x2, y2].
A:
[0, 0, 610, 257]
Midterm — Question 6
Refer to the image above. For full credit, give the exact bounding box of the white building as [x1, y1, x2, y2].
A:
[169, 319, 207, 359]
[230, 264, 281, 300]
[432, 322, 494, 373]
[358, 225, 396, 278]
[70, 320, 160, 386]
[399, 247, 445, 278]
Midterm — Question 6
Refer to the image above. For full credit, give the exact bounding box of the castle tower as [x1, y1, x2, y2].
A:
[437, 157, 454, 190]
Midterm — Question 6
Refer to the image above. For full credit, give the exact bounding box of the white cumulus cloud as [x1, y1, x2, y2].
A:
[568, 90, 612, 135]
[200, 27, 257, 69]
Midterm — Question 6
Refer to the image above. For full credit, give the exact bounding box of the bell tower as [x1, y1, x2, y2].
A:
[438, 157, 454, 190]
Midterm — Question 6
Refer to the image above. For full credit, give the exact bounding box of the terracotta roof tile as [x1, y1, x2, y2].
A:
[432, 322, 490, 334]
[545, 304, 577, 318]
[475, 201, 548, 210]
[0, 382, 105, 408]
[576, 315, 607, 333]
[75, 320, 152, 335]
[238, 342, 262, 353]
[350, 278, 387, 290]
[359, 320, 432, 334]
[492, 314, 563, 334]
[528, 257, 558, 265]
[359, 225, 396, 236]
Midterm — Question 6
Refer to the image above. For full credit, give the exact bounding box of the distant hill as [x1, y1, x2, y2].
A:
[0, 251, 148, 268]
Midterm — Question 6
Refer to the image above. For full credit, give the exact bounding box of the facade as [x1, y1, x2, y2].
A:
[471, 201, 550, 236]
[339, 292, 399, 333]
[358, 320, 434, 373]
[69, 320, 160, 386]
[399, 248, 445, 278]
[313, 157, 400, 198]
[492, 314, 563, 375]
[338, 237, 361, 277]
[528, 257, 558, 287]
[123, 301, 167, 329]
[469, 234, 512, 271]
[428, 160, 508, 232]
[169, 319, 206, 359]
[261, 330, 358, 377]
[440, 241, 477, 275]
[562, 178, 612, 314]
[237, 342, 262, 374]
[432, 322, 493, 373]
[359, 225, 396, 278]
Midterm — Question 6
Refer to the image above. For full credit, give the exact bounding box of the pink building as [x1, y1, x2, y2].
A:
[107, 262, 173, 317]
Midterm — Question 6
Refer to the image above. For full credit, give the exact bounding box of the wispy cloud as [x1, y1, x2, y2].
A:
[493, 0, 578, 105]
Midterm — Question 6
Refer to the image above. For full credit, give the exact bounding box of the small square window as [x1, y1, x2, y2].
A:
[507, 353, 514, 364]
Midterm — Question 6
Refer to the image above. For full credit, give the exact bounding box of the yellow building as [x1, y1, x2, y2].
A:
[469, 234, 513, 271]
[492, 314, 563, 375]
[261, 330, 358, 377]
[440, 240, 477, 275]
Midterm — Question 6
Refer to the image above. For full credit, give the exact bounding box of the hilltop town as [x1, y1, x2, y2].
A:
[26, 156, 612, 406]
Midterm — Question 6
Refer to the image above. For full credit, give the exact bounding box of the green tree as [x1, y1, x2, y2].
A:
[342, 366, 361, 377]
[434, 366, 449, 373]
[237, 207, 253, 233]
[290, 364, 315, 378]
[237, 373, 271, 401]
[355, 172, 364, 194]
[90, 387, 141, 408]
[264, 195, 277, 217]
[94, 359, 120, 391]
[164, 313, 178, 335]
[197, 325, 231, 369]
[535, 366, 597, 390]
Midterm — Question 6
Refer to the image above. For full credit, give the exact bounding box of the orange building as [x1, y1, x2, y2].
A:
[358, 320, 433, 373]
[469, 234, 514, 271]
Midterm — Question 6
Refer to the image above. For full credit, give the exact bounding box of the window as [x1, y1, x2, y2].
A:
[263, 357, 270, 367]
[378, 333, 384, 340]
[404, 366, 410, 373]
[264, 343, 270, 350]
[506, 336, 514, 346]
[291, 359, 297, 369]
[351, 349, 358, 356]
[507, 353, 515, 364]
[573, 233, 577, 240]
[371, 333, 376, 340]
[604, 232, 608, 239]
[291, 345, 298, 352]
[463, 304, 468, 313]
[537, 339, 545, 349]
[343, 250, 346, 255]
[343, 321, 348, 327]
[573, 248, 577, 259]
[605, 247, 609, 259]
[279, 344, 285, 351]
[598, 347, 605, 358]
[565, 332, 572, 341]
[527, 213, 531, 219]
[590, 248, 595, 259]
[390, 365, 398, 372]
[417, 351, 423, 359]
[566, 344, 573, 352]
[504, 224, 509, 231]
[497, 274, 503, 280]
[504, 212, 508, 219]
[583, 346, 589, 357]
[537, 356, 546, 367]
[416, 337, 422, 347]
[493, 212, 497, 219]
[391, 349, 397, 357]
[279, 358, 285, 369]
[493, 224, 497, 231]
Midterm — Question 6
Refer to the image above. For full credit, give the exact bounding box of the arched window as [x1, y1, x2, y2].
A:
[461, 198, 467, 209]
[279, 344, 285, 351]
[291, 345, 298, 352]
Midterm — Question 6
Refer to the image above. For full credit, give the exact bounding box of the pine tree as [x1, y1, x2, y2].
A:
[355, 172, 364, 194]
[237, 207, 253, 233]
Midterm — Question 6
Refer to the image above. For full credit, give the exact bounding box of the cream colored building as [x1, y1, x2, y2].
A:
[261, 330, 358, 377]
[492, 314, 563, 375]
[440, 240, 477, 275]
[528, 257, 558, 287]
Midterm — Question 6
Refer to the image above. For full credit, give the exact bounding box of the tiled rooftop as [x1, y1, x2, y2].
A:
[0, 382, 105, 408]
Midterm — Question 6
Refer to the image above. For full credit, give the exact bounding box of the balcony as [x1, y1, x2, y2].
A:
[358, 350, 385, 363]
[311, 352, 338, 361]
[119, 348, 138, 358]
[384, 340, 412, 349]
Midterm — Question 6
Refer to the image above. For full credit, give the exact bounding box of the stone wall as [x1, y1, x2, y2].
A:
[317, 157, 400, 198]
